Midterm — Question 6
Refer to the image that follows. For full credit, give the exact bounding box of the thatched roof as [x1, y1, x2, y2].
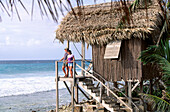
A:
[55, 1, 163, 45]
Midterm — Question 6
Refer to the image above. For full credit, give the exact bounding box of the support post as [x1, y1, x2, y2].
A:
[100, 83, 103, 103]
[140, 79, 143, 105]
[75, 84, 78, 104]
[71, 83, 74, 112]
[128, 81, 132, 108]
[125, 81, 128, 103]
[72, 61, 76, 111]
[114, 82, 118, 94]
[81, 40, 85, 76]
[107, 82, 110, 96]
[150, 79, 153, 95]
[55, 61, 59, 112]
[67, 41, 70, 49]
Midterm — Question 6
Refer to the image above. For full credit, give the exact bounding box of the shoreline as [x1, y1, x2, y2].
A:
[0, 89, 86, 112]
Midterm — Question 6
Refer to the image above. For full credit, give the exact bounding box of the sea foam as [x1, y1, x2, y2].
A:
[0, 76, 69, 97]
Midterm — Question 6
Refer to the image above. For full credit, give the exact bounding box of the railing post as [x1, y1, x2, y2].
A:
[74, 61, 78, 103]
[55, 61, 59, 112]
[72, 61, 76, 112]
[73, 61, 76, 86]
[81, 40, 85, 76]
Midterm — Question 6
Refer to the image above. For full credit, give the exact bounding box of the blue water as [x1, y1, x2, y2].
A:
[0, 60, 89, 97]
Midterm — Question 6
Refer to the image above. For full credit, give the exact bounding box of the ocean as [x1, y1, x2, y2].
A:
[0, 60, 88, 112]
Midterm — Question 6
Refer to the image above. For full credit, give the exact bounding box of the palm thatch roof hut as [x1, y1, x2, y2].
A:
[55, 0, 163, 82]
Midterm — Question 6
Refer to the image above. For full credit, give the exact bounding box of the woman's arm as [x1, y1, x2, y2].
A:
[72, 56, 75, 62]
[59, 57, 64, 61]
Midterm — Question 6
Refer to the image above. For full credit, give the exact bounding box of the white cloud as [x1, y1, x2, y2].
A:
[0, 27, 6, 32]
[0, 0, 92, 60]
[5, 36, 10, 45]
[26, 39, 41, 46]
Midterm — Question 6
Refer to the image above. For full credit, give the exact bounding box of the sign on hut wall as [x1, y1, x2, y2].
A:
[104, 40, 122, 59]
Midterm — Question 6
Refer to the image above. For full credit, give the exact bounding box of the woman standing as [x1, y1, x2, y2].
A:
[67, 50, 75, 78]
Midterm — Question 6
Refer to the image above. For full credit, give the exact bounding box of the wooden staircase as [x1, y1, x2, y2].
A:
[78, 78, 132, 112]
[55, 61, 139, 112]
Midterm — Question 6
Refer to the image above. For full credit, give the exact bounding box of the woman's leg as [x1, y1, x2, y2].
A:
[69, 66, 73, 77]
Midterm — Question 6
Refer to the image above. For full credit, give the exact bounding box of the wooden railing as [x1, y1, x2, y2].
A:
[55, 60, 139, 112]
[55, 60, 92, 112]
[76, 63, 140, 112]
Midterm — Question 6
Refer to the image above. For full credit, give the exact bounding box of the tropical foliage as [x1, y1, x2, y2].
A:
[139, 38, 170, 111]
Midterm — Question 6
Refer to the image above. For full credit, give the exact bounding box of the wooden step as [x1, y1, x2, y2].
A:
[83, 83, 94, 86]
[104, 99, 117, 104]
[102, 96, 111, 100]
[91, 88, 100, 93]
[87, 85, 95, 89]
[84, 81, 93, 85]
[109, 103, 120, 108]
[88, 86, 100, 91]
[83, 78, 93, 81]
[95, 93, 107, 97]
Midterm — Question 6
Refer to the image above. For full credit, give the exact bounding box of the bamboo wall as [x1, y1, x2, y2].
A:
[92, 38, 144, 82]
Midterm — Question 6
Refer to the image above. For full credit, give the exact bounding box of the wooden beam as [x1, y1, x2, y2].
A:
[59, 77, 73, 81]
[77, 85, 91, 100]
[140, 79, 143, 105]
[99, 84, 103, 103]
[67, 41, 69, 49]
[75, 84, 78, 103]
[72, 62, 75, 112]
[107, 82, 110, 96]
[128, 81, 132, 108]
[55, 61, 59, 112]
[132, 80, 140, 92]
[63, 81, 71, 94]
[150, 79, 153, 95]
[125, 81, 128, 102]
[81, 40, 85, 76]
[71, 83, 74, 112]
[63, 81, 77, 103]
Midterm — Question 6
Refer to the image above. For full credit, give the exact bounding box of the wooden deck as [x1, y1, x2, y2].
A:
[55, 61, 141, 112]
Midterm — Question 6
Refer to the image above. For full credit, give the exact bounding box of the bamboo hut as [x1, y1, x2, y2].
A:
[56, 1, 163, 81]
[55, 1, 164, 111]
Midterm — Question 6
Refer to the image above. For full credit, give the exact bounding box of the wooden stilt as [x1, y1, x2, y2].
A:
[128, 81, 132, 108]
[71, 83, 74, 112]
[100, 83, 103, 103]
[125, 81, 128, 103]
[67, 41, 70, 49]
[81, 40, 85, 76]
[72, 61, 76, 112]
[114, 82, 118, 94]
[55, 61, 59, 112]
[75, 84, 78, 104]
[140, 79, 143, 105]
[107, 82, 110, 96]
[150, 79, 153, 95]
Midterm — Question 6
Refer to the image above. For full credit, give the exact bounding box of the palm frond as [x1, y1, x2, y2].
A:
[156, 9, 169, 46]
[142, 93, 170, 111]
[139, 39, 170, 75]
[129, 0, 140, 11]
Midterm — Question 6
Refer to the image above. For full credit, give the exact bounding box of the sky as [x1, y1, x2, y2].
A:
[0, 0, 110, 60]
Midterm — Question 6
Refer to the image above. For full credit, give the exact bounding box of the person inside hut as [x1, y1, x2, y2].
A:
[67, 50, 75, 78]
[60, 48, 69, 77]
